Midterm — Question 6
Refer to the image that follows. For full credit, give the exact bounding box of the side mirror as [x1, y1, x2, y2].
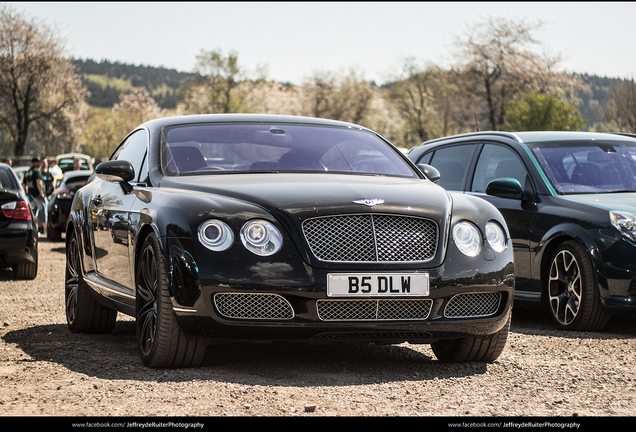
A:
[486, 178, 523, 200]
[417, 164, 441, 183]
[96, 160, 135, 183]
[96, 160, 135, 194]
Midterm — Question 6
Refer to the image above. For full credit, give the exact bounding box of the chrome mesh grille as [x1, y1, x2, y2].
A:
[444, 292, 501, 318]
[214, 293, 294, 320]
[316, 299, 433, 321]
[302, 214, 438, 262]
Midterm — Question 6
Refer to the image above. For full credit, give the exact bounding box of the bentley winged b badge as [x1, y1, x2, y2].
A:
[353, 198, 385, 207]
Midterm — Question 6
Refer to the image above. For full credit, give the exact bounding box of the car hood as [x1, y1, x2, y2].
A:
[561, 192, 636, 213]
[159, 173, 451, 221]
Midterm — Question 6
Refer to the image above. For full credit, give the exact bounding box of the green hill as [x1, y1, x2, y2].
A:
[73, 58, 622, 129]
[73, 59, 193, 109]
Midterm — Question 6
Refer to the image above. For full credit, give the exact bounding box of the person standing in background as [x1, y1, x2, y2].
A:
[41, 158, 54, 196]
[48, 158, 62, 177]
[23, 157, 47, 237]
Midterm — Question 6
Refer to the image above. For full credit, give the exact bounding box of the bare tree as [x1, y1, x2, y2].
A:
[82, 88, 164, 159]
[605, 77, 636, 133]
[385, 59, 472, 147]
[112, 87, 164, 132]
[179, 49, 243, 114]
[452, 15, 581, 131]
[0, 5, 87, 156]
[299, 68, 375, 125]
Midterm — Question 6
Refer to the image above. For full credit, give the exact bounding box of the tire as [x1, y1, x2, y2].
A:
[14, 254, 37, 280]
[48, 226, 62, 241]
[547, 240, 609, 331]
[65, 229, 117, 333]
[136, 234, 206, 368]
[431, 314, 510, 363]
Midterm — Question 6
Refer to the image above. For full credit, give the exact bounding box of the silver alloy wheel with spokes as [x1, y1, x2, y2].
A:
[546, 240, 609, 331]
[548, 248, 582, 327]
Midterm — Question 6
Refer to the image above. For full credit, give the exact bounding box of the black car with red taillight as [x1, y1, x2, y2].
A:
[0, 163, 38, 279]
[47, 170, 93, 241]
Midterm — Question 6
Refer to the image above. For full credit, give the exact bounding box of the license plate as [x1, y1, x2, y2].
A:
[327, 273, 429, 297]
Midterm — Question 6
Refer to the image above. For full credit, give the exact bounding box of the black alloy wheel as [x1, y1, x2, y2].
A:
[65, 229, 116, 333]
[547, 240, 609, 331]
[136, 234, 206, 368]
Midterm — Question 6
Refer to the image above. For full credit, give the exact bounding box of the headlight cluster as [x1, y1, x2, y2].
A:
[610, 211, 636, 242]
[198, 219, 283, 256]
[453, 220, 507, 257]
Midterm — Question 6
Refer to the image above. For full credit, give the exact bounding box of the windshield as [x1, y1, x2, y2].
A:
[160, 123, 416, 178]
[530, 140, 636, 194]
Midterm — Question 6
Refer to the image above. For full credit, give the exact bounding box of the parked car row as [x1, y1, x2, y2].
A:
[47, 170, 94, 241]
[5, 115, 636, 368]
[1, 153, 94, 279]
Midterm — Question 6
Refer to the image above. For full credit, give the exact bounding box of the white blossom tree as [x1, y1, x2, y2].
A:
[0, 5, 88, 156]
[452, 15, 582, 131]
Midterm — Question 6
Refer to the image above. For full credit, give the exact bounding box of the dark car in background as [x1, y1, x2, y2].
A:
[408, 131, 636, 331]
[47, 170, 93, 241]
[0, 163, 38, 279]
[65, 114, 514, 368]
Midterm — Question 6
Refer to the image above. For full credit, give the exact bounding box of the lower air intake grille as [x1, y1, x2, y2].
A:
[444, 292, 501, 318]
[214, 293, 294, 320]
[311, 331, 433, 341]
[317, 299, 433, 321]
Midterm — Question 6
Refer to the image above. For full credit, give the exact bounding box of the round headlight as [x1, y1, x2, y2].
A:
[452, 221, 482, 257]
[241, 220, 283, 256]
[485, 221, 507, 253]
[198, 220, 234, 251]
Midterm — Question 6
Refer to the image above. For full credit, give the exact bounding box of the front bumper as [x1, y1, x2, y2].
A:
[170, 262, 515, 344]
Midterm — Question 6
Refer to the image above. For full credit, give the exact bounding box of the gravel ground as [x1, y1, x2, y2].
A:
[1, 238, 636, 421]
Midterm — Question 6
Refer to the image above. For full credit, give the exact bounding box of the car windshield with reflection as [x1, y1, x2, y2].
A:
[528, 139, 636, 194]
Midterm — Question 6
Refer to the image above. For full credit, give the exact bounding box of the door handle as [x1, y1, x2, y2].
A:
[91, 196, 102, 206]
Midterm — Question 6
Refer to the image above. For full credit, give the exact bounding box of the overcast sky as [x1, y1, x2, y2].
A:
[8, 1, 636, 84]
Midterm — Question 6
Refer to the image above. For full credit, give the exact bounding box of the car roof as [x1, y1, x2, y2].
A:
[62, 170, 93, 179]
[57, 153, 93, 160]
[421, 131, 636, 146]
[139, 113, 370, 131]
[512, 131, 636, 144]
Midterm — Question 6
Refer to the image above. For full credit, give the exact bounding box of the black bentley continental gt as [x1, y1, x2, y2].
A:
[65, 114, 514, 368]
[408, 131, 636, 332]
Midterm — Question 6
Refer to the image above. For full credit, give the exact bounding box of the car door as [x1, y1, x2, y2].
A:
[466, 143, 536, 294]
[89, 129, 148, 292]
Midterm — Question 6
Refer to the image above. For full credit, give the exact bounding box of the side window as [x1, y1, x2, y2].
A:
[471, 144, 528, 193]
[429, 144, 475, 191]
[416, 151, 433, 165]
[111, 129, 148, 182]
